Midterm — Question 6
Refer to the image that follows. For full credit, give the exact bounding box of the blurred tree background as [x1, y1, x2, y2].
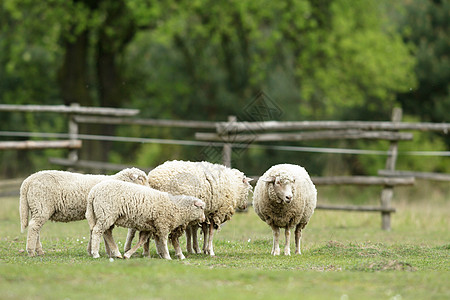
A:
[0, 0, 448, 178]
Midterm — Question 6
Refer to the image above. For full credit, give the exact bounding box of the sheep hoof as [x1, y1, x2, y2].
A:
[92, 253, 100, 259]
[36, 250, 45, 256]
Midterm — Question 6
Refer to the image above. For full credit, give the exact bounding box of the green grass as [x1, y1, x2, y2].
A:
[0, 191, 449, 300]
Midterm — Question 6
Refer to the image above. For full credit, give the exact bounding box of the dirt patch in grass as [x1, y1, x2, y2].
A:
[363, 260, 417, 272]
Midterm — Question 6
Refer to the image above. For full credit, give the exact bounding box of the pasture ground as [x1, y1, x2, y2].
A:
[0, 182, 449, 299]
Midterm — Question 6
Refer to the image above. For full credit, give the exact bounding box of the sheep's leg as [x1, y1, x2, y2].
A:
[171, 235, 185, 260]
[26, 217, 47, 257]
[143, 236, 150, 257]
[154, 236, 163, 257]
[271, 226, 281, 256]
[124, 231, 151, 259]
[103, 227, 122, 259]
[192, 225, 201, 254]
[104, 236, 112, 257]
[124, 228, 137, 253]
[91, 225, 105, 259]
[294, 224, 304, 255]
[205, 222, 215, 256]
[202, 223, 209, 254]
[154, 239, 161, 257]
[103, 227, 112, 257]
[87, 230, 93, 256]
[185, 225, 193, 254]
[156, 235, 171, 260]
[284, 226, 291, 256]
[35, 233, 45, 256]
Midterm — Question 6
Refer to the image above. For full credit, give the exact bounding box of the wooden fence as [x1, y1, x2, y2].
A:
[1, 104, 449, 230]
[0, 103, 138, 154]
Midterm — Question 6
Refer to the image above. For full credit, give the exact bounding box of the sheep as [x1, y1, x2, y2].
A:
[19, 167, 148, 257]
[252, 164, 317, 256]
[85, 179, 206, 259]
[124, 160, 252, 256]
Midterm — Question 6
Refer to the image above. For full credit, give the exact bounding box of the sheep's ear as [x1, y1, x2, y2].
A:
[243, 177, 253, 184]
[261, 176, 275, 183]
[194, 200, 205, 209]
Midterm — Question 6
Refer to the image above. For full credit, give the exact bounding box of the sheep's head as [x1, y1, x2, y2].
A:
[117, 168, 149, 187]
[262, 172, 295, 204]
[234, 170, 253, 210]
[172, 195, 206, 223]
[190, 198, 206, 223]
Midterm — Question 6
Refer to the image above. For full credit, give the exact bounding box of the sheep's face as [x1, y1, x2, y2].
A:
[131, 173, 150, 187]
[237, 176, 253, 210]
[120, 168, 150, 187]
[177, 196, 206, 223]
[191, 199, 206, 223]
[263, 175, 294, 204]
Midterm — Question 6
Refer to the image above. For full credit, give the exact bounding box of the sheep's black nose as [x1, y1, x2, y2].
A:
[285, 195, 292, 203]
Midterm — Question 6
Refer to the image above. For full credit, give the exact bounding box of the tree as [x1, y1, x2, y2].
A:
[396, 0, 450, 125]
[0, 0, 419, 177]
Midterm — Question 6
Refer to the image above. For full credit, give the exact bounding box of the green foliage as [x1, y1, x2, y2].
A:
[275, 0, 417, 119]
[2, 0, 445, 178]
[396, 0, 450, 125]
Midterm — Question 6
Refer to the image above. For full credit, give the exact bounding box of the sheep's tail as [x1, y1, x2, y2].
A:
[85, 195, 96, 230]
[19, 178, 30, 233]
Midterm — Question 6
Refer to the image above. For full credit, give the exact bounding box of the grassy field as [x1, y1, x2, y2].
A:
[0, 184, 449, 300]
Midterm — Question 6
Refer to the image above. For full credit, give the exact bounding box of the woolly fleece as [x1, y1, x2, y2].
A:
[253, 164, 317, 255]
[86, 179, 205, 259]
[146, 160, 252, 255]
[19, 167, 148, 256]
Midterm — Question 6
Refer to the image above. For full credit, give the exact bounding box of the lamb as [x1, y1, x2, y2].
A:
[85, 179, 206, 259]
[125, 160, 252, 256]
[19, 167, 148, 257]
[252, 164, 317, 256]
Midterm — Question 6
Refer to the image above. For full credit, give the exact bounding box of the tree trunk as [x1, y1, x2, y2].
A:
[57, 30, 91, 106]
[95, 0, 137, 166]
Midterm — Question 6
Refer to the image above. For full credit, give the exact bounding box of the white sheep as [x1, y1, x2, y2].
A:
[19, 168, 148, 257]
[125, 160, 252, 256]
[252, 164, 317, 256]
[85, 180, 206, 259]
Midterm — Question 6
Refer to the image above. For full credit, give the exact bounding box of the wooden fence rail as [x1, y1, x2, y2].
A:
[215, 120, 450, 133]
[0, 140, 81, 150]
[196, 130, 414, 142]
[74, 115, 217, 129]
[378, 170, 450, 181]
[0, 104, 139, 116]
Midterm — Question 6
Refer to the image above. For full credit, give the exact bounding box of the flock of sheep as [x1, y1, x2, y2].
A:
[19, 160, 317, 260]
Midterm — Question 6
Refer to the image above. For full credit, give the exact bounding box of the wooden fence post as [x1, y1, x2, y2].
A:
[381, 107, 402, 230]
[68, 103, 80, 164]
[222, 115, 236, 167]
